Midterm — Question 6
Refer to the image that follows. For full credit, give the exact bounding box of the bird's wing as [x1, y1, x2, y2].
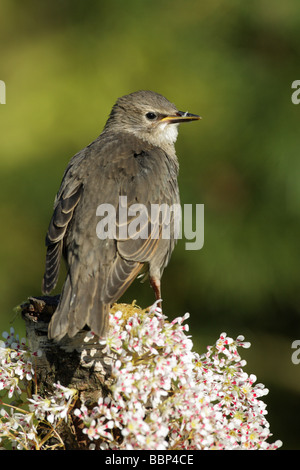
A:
[42, 152, 84, 294]
[105, 143, 180, 302]
[117, 146, 179, 261]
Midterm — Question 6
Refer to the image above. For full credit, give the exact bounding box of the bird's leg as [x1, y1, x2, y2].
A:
[150, 277, 162, 309]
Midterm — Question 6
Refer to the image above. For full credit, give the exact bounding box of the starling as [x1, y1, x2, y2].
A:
[42, 90, 200, 340]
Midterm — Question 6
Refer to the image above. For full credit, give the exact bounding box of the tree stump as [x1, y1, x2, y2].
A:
[21, 295, 116, 449]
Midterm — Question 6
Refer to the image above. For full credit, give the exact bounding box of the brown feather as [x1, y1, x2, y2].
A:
[42, 90, 199, 340]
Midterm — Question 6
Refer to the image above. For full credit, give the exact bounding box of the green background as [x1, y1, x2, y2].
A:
[1, 0, 299, 449]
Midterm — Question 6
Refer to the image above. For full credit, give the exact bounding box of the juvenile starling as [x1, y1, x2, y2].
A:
[42, 90, 200, 340]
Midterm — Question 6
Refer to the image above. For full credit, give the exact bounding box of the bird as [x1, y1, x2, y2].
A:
[42, 90, 200, 340]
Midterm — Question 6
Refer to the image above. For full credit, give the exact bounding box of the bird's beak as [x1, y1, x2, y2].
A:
[160, 111, 201, 124]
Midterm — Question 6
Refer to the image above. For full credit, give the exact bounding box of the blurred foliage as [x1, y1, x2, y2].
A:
[0, 0, 300, 448]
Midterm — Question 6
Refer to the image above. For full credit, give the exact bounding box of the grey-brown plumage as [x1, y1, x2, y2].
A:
[42, 90, 200, 340]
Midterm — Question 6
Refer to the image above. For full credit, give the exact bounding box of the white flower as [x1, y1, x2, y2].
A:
[0, 304, 282, 451]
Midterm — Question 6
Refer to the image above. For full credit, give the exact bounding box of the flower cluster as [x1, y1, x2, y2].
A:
[0, 327, 38, 398]
[0, 328, 77, 449]
[28, 383, 78, 425]
[76, 303, 282, 450]
[0, 407, 39, 450]
[0, 306, 282, 450]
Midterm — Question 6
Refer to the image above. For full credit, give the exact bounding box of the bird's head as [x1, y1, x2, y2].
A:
[104, 90, 201, 151]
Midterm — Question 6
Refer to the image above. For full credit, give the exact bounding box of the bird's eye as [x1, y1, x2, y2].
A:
[145, 112, 157, 120]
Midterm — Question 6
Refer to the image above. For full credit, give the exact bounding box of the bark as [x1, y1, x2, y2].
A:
[21, 295, 115, 449]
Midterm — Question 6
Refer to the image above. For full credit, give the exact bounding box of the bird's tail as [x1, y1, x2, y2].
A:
[48, 254, 143, 341]
[48, 266, 110, 341]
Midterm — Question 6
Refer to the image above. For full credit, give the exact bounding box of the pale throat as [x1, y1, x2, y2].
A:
[142, 122, 179, 152]
[158, 121, 179, 144]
